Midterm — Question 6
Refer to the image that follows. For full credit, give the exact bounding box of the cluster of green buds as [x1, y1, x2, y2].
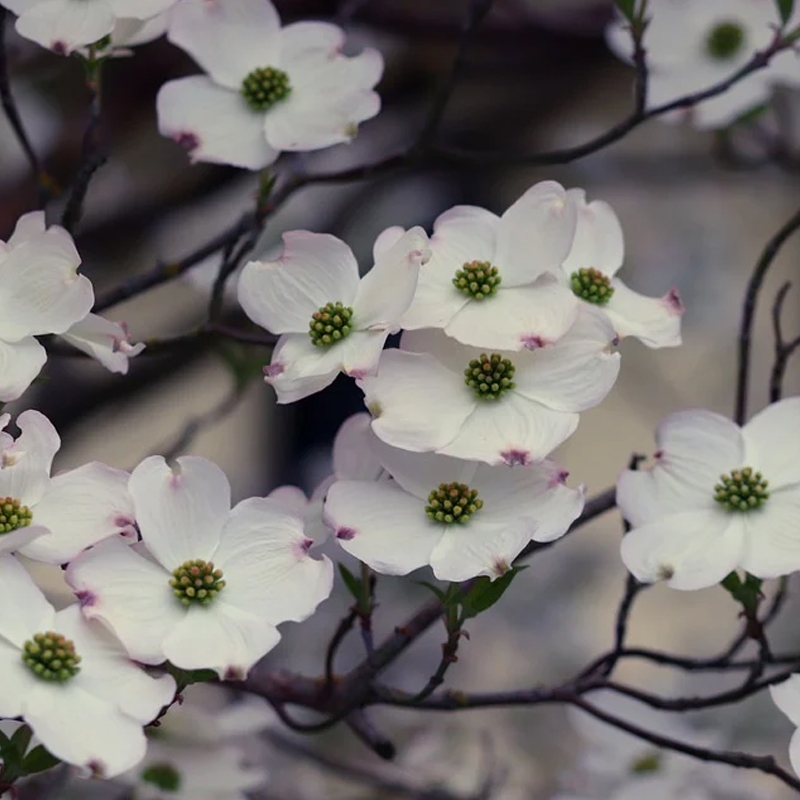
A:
[308, 302, 354, 347]
[706, 21, 745, 61]
[714, 467, 769, 512]
[453, 260, 502, 300]
[570, 267, 614, 305]
[22, 632, 81, 682]
[464, 353, 516, 400]
[170, 559, 226, 606]
[425, 482, 483, 524]
[0, 496, 32, 534]
[241, 66, 292, 111]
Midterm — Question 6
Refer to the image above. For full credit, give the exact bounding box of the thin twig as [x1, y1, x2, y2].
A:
[770, 282, 800, 403]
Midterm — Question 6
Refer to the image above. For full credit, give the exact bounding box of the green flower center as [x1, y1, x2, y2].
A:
[308, 302, 354, 347]
[22, 632, 81, 682]
[425, 482, 483, 524]
[706, 21, 745, 60]
[141, 763, 181, 792]
[713, 466, 769, 512]
[0, 496, 32, 534]
[464, 353, 516, 400]
[630, 751, 662, 775]
[241, 66, 292, 112]
[453, 260, 501, 300]
[570, 267, 613, 305]
[170, 559, 225, 606]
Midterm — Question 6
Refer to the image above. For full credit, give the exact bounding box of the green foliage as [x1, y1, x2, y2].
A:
[0, 726, 60, 786]
[21, 746, 61, 776]
[459, 567, 527, 620]
[776, 0, 795, 25]
[613, 0, 637, 21]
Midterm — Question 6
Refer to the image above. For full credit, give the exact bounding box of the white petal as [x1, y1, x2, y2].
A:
[24, 683, 147, 778]
[771, 675, 800, 728]
[213, 497, 333, 625]
[279, 21, 344, 57]
[55, 605, 176, 725]
[238, 231, 359, 333]
[372, 226, 405, 262]
[20, 462, 134, 564]
[66, 539, 184, 665]
[743, 397, 800, 489]
[359, 350, 475, 453]
[789, 728, 800, 780]
[604, 279, 684, 348]
[162, 603, 281, 679]
[444, 276, 578, 350]
[352, 227, 429, 330]
[325, 480, 440, 575]
[0, 238, 92, 341]
[338, 330, 389, 378]
[106, 0, 176, 19]
[130, 455, 229, 570]
[0, 525, 48, 556]
[263, 48, 383, 151]
[494, 180, 577, 286]
[0, 554, 54, 648]
[265, 485, 309, 517]
[0, 641, 39, 717]
[429, 518, 533, 581]
[167, 0, 281, 89]
[0, 409, 60, 506]
[562, 189, 625, 276]
[0, 337, 47, 403]
[333, 412, 383, 482]
[439, 393, 580, 465]
[60, 314, 144, 374]
[157, 77, 278, 171]
[7, 211, 46, 248]
[616, 410, 743, 527]
[739, 488, 800, 578]
[16, 0, 115, 53]
[620, 511, 744, 591]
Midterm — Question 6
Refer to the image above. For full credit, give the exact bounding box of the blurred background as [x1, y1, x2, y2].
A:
[3, 0, 800, 797]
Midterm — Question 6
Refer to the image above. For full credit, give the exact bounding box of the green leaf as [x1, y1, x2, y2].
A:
[720, 571, 762, 612]
[416, 580, 447, 602]
[459, 566, 527, 620]
[777, 0, 795, 25]
[21, 746, 60, 776]
[338, 563, 363, 602]
[614, 0, 636, 21]
[9, 726, 32, 758]
[166, 664, 218, 688]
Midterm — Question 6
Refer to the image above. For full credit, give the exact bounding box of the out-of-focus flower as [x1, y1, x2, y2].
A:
[60, 314, 145, 375]
[771, 675, 800, 777]
[158, 0, 383, 169]
[67, 455, 333, 678]
[618, 398, 800, 590]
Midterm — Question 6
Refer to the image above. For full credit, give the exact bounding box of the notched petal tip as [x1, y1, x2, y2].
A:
[224, 665, 246, 681]
[264, 362, 285, 379]
[500, 449, 532, 467]
[521, 334, 548, 351]
[662, 286, 685, 315]
[75, 589, 97, 608]
[336, 526, 356, 541]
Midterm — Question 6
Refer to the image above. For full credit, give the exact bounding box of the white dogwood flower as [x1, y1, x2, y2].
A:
[606, 0, 800, 129]
[239, 228, 430, 403]
[360, 308, 620, 465]
[325, 432, 584, 581]
[0, 410, 135, 563]
[158, 0, 383, 169]
[560, 189, 684, 348]
[770, 675, 800, 777]
[60, 314, 145, 375]
[618, 398, 800, 590]
[0, 556, 175, 778]
[1, 0, 177, 54]
[67, 455, 334, 679]
[0, 211, 94, 402]
[397, 181, 579, 350]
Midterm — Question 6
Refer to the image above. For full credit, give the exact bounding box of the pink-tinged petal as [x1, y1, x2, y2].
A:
[352, 227, 429, 330]
[60, 313, 145, 374]
[372, 226, 405, 262]
[106, 0, 176, 18]
[157, 77, 278, 171]
[429, 518, 534, 582]
[55, 605, 176, 725]
[0, 641, 39, 717]
[742, 397, 800, 489]
[238, 231, 359, 333]
[616, 410, 743, 527]
[739, 488, 800, 578]
[213, 497, 333, 625]
[24, 683, 147, 778]
[325, 480, 440, 575]
[15, 0, 115, 53]
[264, 333, 345, 404]
[0, 239, 92, 341]
[339, 330, 389, 378]
[20, 462, 134, 564]
[167, 0, 281, 89]
[0, 336, 47, 403]
[359, 350, 475, 453]
[513, 306, 621, 412]
[130, 455, 230, 569]
[771, 676, 800, 728]
[162, 603, 281, 679]
[562, 189, 625, 276]
[66, 539, 184, 665]
[7, 211, 46, 247]
[0, 409, 60, 506]
[265, 485, 309, 517]
[620, 510, 744, 590]
[603, 279, 684, 348]
[445, 276, 578, 351]
[279, 20, 344, 59]
[0, 525, 48, 556]
[333, 412, 383, 482]
[495, 181, 577, 286]
[263, 49, 383, 151]
[0, 555, 54, 648]
[439, 393, 579, 465]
